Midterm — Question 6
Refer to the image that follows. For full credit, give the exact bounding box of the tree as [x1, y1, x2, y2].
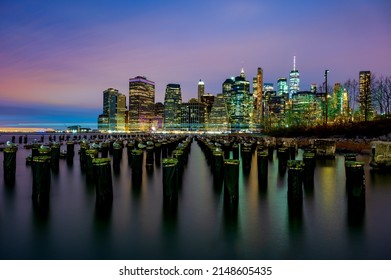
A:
[373, 76, 391, 118]
[343, 78, 359, 120]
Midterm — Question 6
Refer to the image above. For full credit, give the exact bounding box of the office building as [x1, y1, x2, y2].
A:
[359, 70, 372, 121]
[277, 78, 288, 96]
[198, 79, 205, 102]
[289, 56, 300, 98]
[209, 93, 229, 131]
[164, 83, 182, 130]
[98, 88, 127, 132]
[181, 98, 205, 131]
[129, 76, 155, 131]
[223, 68, 253, 132]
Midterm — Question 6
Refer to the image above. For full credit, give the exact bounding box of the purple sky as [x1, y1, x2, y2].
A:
[0, 0, 390, 128]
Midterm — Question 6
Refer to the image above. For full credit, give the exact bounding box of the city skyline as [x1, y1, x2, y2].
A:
[0, 0, 390, 128]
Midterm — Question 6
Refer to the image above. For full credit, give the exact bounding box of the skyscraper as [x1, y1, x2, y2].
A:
[164, 84, 182, 130]
[98, 88, 127, 132]
[256, 67, 263, 127]
[277, 78, 288, 96]
[359, 70, 372, 121]
[209, 93, 229, 131]
[224, 68, 253, 132]
[289, 56, 300, 98]
[181, 98, 205, 131]
[198, 79, 205, 102]
[128, 76, 155, 132]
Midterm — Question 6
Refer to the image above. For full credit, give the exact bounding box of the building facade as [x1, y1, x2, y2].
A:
[128, 76, 155, 131]
[181, 99, 205, 131]
[359, 70, 372, 121]
[164, 83, 182, 130]
[289, 56, 300, 98]
[198, 79, 205, 102]
[98, 88, 127, 132]
[209, 93, 229, 131]
[223, 68, 253, 132]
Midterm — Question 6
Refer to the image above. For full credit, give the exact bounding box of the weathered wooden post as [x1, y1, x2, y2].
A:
[154, 143, 162, 164]
[303, 152, 316, 189]
[345, 161, 365, 198]
[113, 142, 122, 172]
[146, 146, 154, 169]
[31, 143, 40, 159]
[267, 145, 274, 161]
[161, 142, 168, 159]
[78, 142, 89, 172]
[287, 160, 304, 203]
[38, 146, 51, 157]
[93, 158, 113, 207]
[3, 147, 17, 186]
[126, 141, 134, 165]
[289, 144, 296, 160]
[50, 143, 60, 172]
[224, 159, 240, 204]
[241, 144, 252, 173]
[257, 150, 268, 187]
[66, 141, 74, 165]
[32, 156, 51, 205]
[85, 149, 99, 181]
[162, 158, 178, 201]
[131, 149, 143, 186]
[232, 143, 239, 160]
[213, 150, 224, 187]
[101, 142, 109, 158]
[277, 147, 289, 174]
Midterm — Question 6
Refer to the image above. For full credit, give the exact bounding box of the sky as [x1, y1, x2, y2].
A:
[0, 0, 390, 129]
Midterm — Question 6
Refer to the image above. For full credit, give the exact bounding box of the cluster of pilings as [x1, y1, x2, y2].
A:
[196, 136, 259, 205]
[161, 137, 192, 201]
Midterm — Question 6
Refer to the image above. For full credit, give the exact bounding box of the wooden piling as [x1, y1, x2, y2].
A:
[224, 159, 240, 204]
[3, 147, 17, 185]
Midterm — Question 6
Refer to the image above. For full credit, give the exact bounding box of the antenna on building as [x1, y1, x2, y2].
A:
[293, 56, 296, 71]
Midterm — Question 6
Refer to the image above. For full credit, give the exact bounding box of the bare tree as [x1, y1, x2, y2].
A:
[385, 76, 391, 117]
[343, 78, 359, 120]
[372, 75, 386, 116]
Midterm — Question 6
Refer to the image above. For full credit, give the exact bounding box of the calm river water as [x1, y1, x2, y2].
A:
[1, 134, 391, 259]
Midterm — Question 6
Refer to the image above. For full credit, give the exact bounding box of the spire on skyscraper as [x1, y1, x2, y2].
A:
[240, 67, 245, 78]
[293, 56, 296, 71]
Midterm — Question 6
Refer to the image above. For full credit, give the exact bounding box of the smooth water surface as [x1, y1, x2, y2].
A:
[1, 134, 391, 259]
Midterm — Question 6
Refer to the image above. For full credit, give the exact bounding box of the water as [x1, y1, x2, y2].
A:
[1, 134, 391, 259]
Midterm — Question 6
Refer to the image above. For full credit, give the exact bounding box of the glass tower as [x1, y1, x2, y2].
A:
[289, 56, 300, 99]
[99, 88, 127, 132]
[129, 76, 155, 132]
[224, 69, 253, 132]
[164, 84, 182, 130]
[198, 79, 205, 102]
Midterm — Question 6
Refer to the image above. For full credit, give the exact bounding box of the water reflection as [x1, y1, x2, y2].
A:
[1, 134, 391, 259]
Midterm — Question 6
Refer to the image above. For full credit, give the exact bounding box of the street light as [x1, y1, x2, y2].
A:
[324, 69, 329, 125]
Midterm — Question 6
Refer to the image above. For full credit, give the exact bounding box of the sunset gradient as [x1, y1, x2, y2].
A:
[1, 0, 390, 128]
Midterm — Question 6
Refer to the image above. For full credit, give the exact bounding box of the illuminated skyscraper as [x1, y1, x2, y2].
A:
[277, 78, 288, 96]
[224, 68, 253, 132]
[164, 84, 182, 130]
[198, 79, 205, 102]
[359, 70, 372, 121]
[254, 67, 263, 127]
[209, 93, 229, 131]
[289, 56, 300, 98]
[128, 76, 155, 131]
[181, 98, 205, 131]
[98, 88, 127, 132]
